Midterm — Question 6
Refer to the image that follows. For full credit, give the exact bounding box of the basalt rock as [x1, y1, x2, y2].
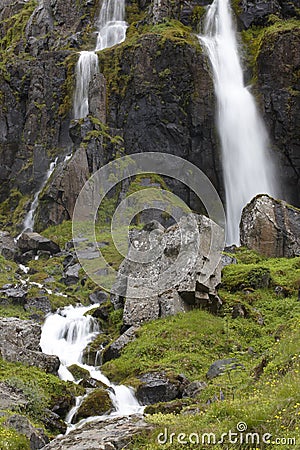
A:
[42, 415, 153, 450]
[115, 214, 223, 327]
[17, 232, 60, 255]
[0, 317, 59, 374]
[136, 371, 189, 405]
[102, 326, 138, 364]
[240, 195, 300, 258]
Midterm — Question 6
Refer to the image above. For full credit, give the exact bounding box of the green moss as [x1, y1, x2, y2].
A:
[191, 5, 206, 31]
[0, 0, 37, 71]
[75, 388, 112, 421]
[0, 358, 82, 433]
[57, 53, 78, 118]
[241, 18, 300, 81]
[0, 190, 30, 233]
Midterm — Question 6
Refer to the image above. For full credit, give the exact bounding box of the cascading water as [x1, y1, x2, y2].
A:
[40, 304, 143, 430]
[199, 0, 276, 244]
[16, 158, 58, 239]
[74, 0, 127, 119]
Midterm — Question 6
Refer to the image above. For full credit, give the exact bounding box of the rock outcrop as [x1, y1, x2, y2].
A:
[42, 415, 154, 450]
[240, 195, 300, 257]
[0, 317, 59, 374]
[113, 214, 223, 327]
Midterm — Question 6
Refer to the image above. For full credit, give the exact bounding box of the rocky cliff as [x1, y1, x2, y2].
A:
[0, 0, 299, 232]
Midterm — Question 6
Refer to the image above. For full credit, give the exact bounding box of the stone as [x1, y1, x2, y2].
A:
[5, 415, 49, 449]
[240, 195, 300, 257]
[24, 296, 52, 315]
[182, 381, 207, 398]
[0, 286, 27, 304]
[0, 317, 59, 374]
[136, 372, 184, 405]
[63, 263, 81, 285]
[17, 232, 60, 255]
[0, 231, 18, 260]
[73, 388, 113, 423]
[116, 214, 224, 327]
[206, 359, 244, 380]
[42, 415, 153, 449]
[0, 382, 28, 411]
[102, 326, 138, 364]
[89, 289, 109, 304]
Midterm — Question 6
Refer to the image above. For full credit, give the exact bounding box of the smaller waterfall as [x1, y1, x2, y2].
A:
[74, 0, 127, 119]
[16, 158, 57, 239]
[199, 0, 276, 244]
[40, 304, 143, 429]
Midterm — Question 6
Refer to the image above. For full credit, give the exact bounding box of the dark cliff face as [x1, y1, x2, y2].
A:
[0, 0, 299, 231]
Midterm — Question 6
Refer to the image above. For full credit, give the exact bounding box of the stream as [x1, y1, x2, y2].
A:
[40, 304, 143, 433]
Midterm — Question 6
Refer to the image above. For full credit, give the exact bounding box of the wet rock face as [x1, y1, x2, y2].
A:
[256, 27, 300, 207]
[240, 195, 300, 258]
[238, 0, 300, 28]
[0, 317, 60, 374]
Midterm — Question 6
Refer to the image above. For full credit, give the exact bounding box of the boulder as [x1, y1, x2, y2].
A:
[182, 380, 207, 398]
[73, 388, 112, 423]
[0, 317, 59, 374]
[5, 415, 49, 450]
[115, 214, 224, 327]
[0, 382, 28, 411]
[17, 232, 60, 255]
[0, 231, 18, 260]
[63, 263, 81, 285]
[135, 372, 185, 405]
[89, 289, 109, 305]
[240, 195, 300, 257]
[102, 326, 138, 364]
[0, 286, 27, 304]
[42, 415, 153, 450]
[206, 359, 244, 380]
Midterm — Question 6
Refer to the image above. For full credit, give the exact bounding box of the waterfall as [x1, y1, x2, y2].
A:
[40, 304, 143, 429]
[73, 0, 127, 119]
[199, 0, 276, 244]
[16, 158, 58, 239]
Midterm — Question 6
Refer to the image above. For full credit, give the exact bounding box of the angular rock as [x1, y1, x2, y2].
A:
[0, 382, 28, 411]
[0, 231, 18, 260]
[182, 381, 207, 398]
[240, 195, 300, 257]
[115, 214, 224, 327]
[5, 415, 49, 450]
[136, 372, 183, 405]
[102, 326, 138, 364]
[89, 289, 109, 305]
[206, 359, 244, 380]
[17, 232, 60, 255]
[0, 286, 27, 304]
[63, 263, 81, 285]
[0, 317, 59, 374]
[42, 415, 153, 450]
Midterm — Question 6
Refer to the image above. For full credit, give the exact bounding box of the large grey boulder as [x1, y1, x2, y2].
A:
[17, 232, 60, 255]
[114, 214, 224, 327]
[0, 317, 59, 374]
[42, 415, 153, 450]
[240, 195, 300, 258]
[0, 231, 18, 260]
[5, 415, 49, 450]
[136, 372, 188, 405]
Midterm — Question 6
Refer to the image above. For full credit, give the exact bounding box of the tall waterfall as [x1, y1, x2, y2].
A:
[40, 304, 142, 428]
[199, 0, 276, 244]
[74, 0, 127, 119]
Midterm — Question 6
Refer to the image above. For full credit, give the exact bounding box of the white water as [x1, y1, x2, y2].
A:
[199, 0, 276, 244]
[16, 158, 58, 239]
[74, 0, 127, 119]
[40, 304, 142, 429]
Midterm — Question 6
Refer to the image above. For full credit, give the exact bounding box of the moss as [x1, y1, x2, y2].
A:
[0, 358, 82, 434]
[241, 18, 300, 81]
[57, 52, 78, 118]
[75, 388, 112, 422]
[0, 190, 30, 232]
[191, 5, 207, 31]
[67, 364, 90, 381]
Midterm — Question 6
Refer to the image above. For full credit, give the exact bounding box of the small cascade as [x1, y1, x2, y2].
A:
[199, 0, 276, 244]
[16, 158, 57, 239]
[74, 0, 127, 119]
[40, 304, 143, 431]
